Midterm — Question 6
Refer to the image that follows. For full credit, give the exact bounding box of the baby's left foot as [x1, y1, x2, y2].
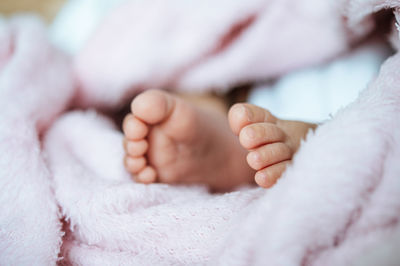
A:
[228, 103, 316, 188]
[122, 90, 255, 191]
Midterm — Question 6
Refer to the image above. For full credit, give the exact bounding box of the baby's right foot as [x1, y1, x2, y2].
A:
[228, 103, 316, 188]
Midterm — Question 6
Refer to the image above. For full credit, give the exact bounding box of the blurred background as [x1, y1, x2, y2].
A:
[0, 0, 65, 23]
[0, 0, 392, 123]
[0, 0, 64, 22]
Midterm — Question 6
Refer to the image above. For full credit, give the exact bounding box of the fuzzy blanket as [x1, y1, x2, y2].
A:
[1, 0, 400, 265]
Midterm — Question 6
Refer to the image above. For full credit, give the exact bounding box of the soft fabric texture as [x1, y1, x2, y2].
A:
[1, 1, 400, 265]
[0, 16, 74, 264]
[74, 0, 353, 108]
[50, 0, 385, 123]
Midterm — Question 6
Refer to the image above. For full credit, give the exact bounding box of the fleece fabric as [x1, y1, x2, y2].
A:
[0, 0, 400, 265]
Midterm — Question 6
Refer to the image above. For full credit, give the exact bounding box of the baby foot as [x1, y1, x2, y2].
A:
[228, 103, 316, 188]
[122, 89, 254, 191]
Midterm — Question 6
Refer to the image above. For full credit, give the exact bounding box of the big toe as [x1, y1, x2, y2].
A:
[131, 89, 174, 124]
[123, 114, 149, 140]
[228, 103, 277, 135]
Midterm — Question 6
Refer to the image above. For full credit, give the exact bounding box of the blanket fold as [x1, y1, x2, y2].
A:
[75, 0, 354, 109]
[0, 16, 74, 265]
[213, 52, 400, 266]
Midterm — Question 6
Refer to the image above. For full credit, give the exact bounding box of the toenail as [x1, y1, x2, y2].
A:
[245, 128, 256, 139]
[242, 106, 253, 121]
[250, 152, 261, 162]
[255, 171, 268, 184]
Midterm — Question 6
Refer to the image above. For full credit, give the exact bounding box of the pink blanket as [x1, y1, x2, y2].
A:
[1, 0, 400, 265]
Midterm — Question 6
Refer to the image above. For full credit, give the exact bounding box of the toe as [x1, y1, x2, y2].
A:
[137, 166, 157, 184]
[124, 156, 146, 173]
[239, 123, 285, 149]
[228, 103, 277, 135]
[255, 160, 290, 188]
[123, 139, 148, 157]
[131, 89, 174, 124]
[247, 142, 292, 170]
[123, 114, 149, 140]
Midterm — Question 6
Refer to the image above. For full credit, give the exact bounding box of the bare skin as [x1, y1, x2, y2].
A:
[228, 103, 316, 188]
[123, 89, 316, 190]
